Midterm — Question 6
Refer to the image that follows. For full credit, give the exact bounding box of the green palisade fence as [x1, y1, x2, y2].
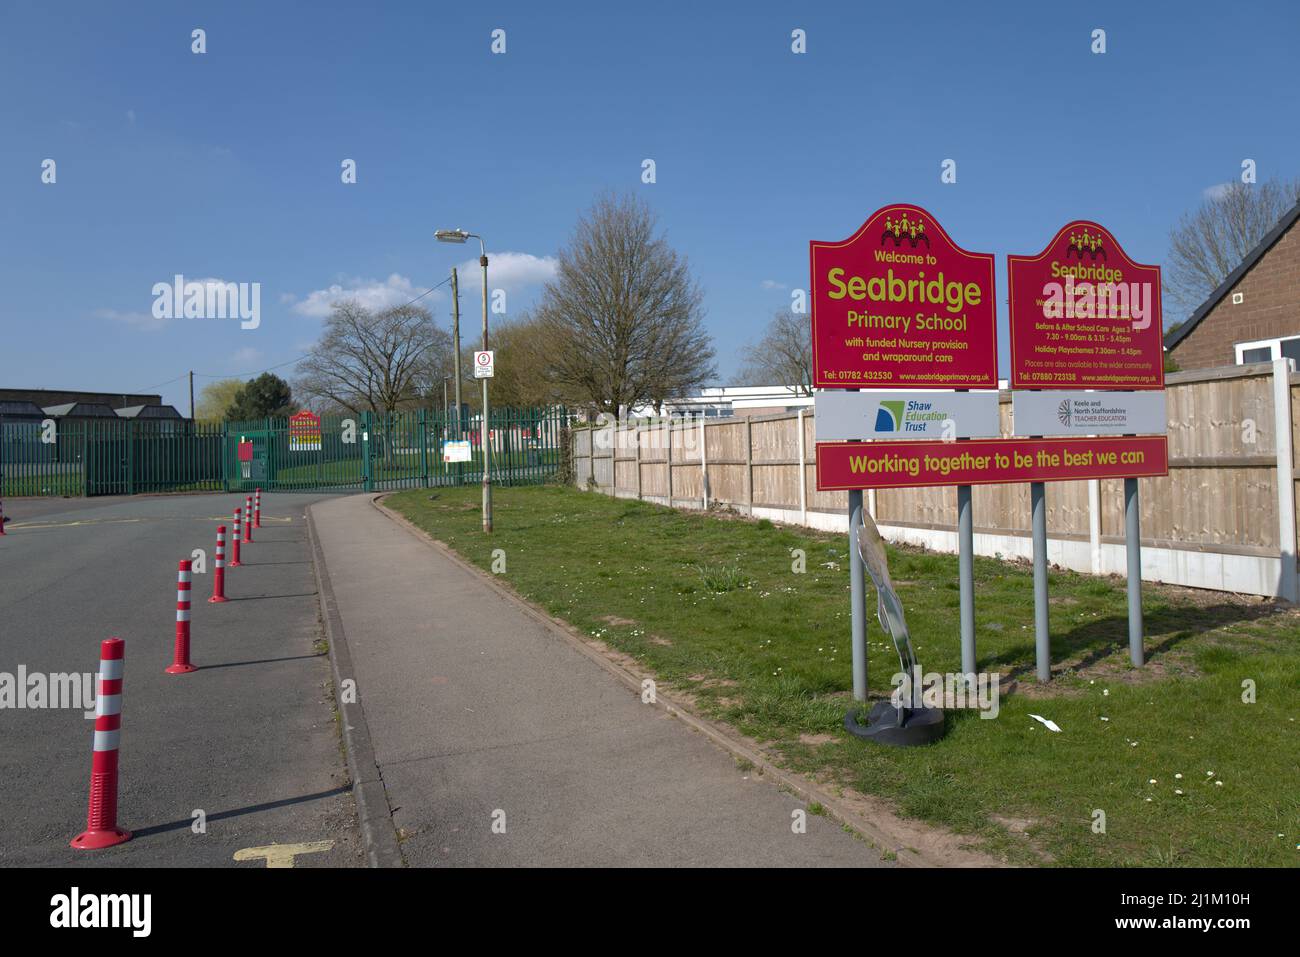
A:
[1, 406, 568, 498]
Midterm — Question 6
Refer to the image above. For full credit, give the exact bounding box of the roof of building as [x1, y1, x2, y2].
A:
[116, 404, 183, 419]
[43, 402, 118, 417]
[0, 400, 46, 418]
[1165, 198, 1300, 351]
[0, 388, 162, 409]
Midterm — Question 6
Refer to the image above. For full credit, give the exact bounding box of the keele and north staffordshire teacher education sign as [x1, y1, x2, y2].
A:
[809, 204, 998, 389]
[1008, 220, 1164, 390]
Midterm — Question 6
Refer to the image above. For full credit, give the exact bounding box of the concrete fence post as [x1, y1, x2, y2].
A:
[796, 409, 807, 525]
[1272, 358, 1298, 601]
[666, 419, 674, 507]
[1088, 479, 1103, 575]
[634, 425, 642, 500]
[744, 417, 754, 516]
[699, 416, 708, 510]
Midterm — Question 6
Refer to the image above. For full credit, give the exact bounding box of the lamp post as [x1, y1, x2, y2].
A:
[437, 228, 492, 532]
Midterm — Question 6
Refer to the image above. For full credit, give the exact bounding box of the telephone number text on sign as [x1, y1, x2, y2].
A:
[816, 435, 1169, 491]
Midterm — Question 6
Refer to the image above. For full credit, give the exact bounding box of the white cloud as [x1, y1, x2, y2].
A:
[761, 279, 789, 291]
[288, 255, 557, 319]
[230, 347, 262, 365]
[289, 273, 439, 318]
[457, 252, 558, 293]
[1203, 182, 1236, 202]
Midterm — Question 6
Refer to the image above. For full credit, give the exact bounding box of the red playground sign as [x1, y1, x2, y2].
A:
[817, 435, 1169, 491]
[809, 204, 998, 389]
[1008, 221, 1164, 390]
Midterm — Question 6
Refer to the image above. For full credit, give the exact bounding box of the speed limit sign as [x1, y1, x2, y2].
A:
[474, 351, 495, 378]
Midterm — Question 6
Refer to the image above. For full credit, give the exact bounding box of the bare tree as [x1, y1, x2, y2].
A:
[294, 300, 450, 414]
[486, 312, 580, 409]
[1165, 178, 1300, 318]
[536, 193, 716, 414]
[737, 310, 813, 396]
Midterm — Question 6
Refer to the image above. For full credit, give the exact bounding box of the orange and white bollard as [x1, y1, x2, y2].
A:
[71, 637, 131, 849]
[230, 508, 242, 567]
[209, 525, 228, 603]
[166, 559, 197, 674]
[243, 496, 253, 544]
[254, 488, 262, 529]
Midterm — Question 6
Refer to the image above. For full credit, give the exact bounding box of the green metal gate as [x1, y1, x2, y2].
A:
[0, 418, 225, 497]
[0, 405, 569, 498]
[224, 406, 568, 493]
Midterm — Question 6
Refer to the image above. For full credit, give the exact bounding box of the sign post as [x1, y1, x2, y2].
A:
[474, 350, 494, 532]
[1008, 221, 1164, 675]
[812, 203, 997, 714]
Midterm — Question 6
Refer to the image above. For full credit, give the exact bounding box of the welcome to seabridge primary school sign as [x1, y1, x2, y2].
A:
[810, 204, 1170, 690]
[810, 205, 1169, 489]
[810, 203, 998, 389]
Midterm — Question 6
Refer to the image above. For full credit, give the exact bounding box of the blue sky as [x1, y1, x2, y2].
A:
[3, 0, 1297, 411]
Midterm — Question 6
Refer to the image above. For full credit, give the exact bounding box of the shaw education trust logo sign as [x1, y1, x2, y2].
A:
[809, 203, 998, 390]
[875, 400, 906, 432]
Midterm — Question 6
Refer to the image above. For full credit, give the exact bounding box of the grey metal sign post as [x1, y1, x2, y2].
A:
[1124, 476, 1144, 666]
[958, 483, 976, 679]
[1031, 479, 1051, 681]
[848, 488, 868, 702]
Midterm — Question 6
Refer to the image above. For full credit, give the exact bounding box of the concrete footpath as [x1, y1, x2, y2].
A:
[310, 494, 893, 868]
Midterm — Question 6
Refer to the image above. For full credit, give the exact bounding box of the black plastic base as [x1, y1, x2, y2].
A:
[845, 699, 946, 747]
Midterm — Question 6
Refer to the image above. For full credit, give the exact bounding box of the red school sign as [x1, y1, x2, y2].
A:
[809, 204, 998, 389]
[1007, 221, 1164, 390]
[817, 435, 1169, 491]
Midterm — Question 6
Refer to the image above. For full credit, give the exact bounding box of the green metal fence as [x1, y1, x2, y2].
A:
[1, 406, 568, 498]
[0, 418, 225, 497]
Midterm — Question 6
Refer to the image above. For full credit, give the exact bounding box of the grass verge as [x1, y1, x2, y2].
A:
[387, 485, 1299, 866]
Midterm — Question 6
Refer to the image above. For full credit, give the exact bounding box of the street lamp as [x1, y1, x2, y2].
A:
[436, 227, 492, 532]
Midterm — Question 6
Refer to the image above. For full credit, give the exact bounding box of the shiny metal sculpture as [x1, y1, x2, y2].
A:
[844, 510, 946, 746]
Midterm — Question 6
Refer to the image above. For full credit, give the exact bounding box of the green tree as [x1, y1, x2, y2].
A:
[195, 378, 244, 423]
[226, 372, 295, 420]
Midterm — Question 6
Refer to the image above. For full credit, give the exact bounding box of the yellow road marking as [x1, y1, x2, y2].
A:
[233, 841, 334, 868]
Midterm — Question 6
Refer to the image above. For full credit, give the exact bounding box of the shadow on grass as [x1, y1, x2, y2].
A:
[987, 600, 1288, 684]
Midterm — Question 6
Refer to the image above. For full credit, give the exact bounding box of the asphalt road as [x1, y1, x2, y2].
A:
[0, 493, 362, 867]
[312, 494, 895, 868]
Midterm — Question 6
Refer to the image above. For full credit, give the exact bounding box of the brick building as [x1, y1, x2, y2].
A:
[1165, 200, 1300, 370]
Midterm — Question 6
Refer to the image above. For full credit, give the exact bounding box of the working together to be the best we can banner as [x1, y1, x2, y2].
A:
[808, 204, 1164, 391]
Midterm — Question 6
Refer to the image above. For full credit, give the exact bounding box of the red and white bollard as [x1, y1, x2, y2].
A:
[243, 496, 254, 544]
[230, 508, 243, 567]
[254, 488, 262, 529]
[71, 637, 131, 849]
[209, 525, 228, 603]
[166, 559, 197, 674]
